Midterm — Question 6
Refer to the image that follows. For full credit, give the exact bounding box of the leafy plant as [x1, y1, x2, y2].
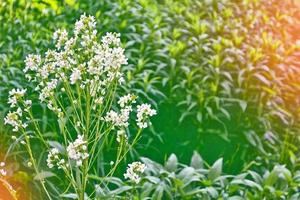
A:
[4, 14, 156, 199]
[99, 152, 300, 199]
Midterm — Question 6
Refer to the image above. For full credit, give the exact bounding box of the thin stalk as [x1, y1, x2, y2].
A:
[22, 131, 52, 200]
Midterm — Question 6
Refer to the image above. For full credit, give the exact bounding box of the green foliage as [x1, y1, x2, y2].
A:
[1, 0, 300, 198]
[100, 152, 300, 199]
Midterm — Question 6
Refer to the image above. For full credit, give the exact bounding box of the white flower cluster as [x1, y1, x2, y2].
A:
[47, 137, 89, 169]
[53, 29, 68, 49]
[0, 162, 6, 176]
[124, 161, 146, 184]
[136, 104, 157, 128]
[47, 148, 68, 169]
[104, 106, 132, 127]
[74, 13, 96, 37]
[5, 88, 32, 132]
[104, 94, 138, 127]
[117, 94, 136, 108]
[24, 54, 41, 75]
[5, 109, 22, 132]
[23, 14, 127, 117]
[70, 68, 82, 85]
[67, 135, 89, 167]
[105, 96, 156, 129]
[8, 88, 26, 107]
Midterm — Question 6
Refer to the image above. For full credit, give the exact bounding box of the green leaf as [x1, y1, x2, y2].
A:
[165, 154, 178, 172]
[34, 171, 55, 180]
[238, 100, 247, 112]
[231, 179, 263, 191]
[152, 184, 164, 200]
[190, 151, 203, 169]
[110, 186, 132, 195]
[60, 193, 78, 199]
[48, 141, 65, 153]
[264, 165, 290, 186]
[178, 167, 195, 184]
[208, 158, 223, 181]
[228, 196, 245, 200]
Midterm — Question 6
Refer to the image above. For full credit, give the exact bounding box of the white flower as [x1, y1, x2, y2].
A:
[0, 162, 8, 176]
[95, 97, 104, 105]
[116, 129, 128, 143]
[104, 106, 132, 127]
[8, 88, 26, 107]
[39, 79, 58, 102]
[39, 63, 56, 79]
[0, 169, 6, 176]
[70, 68, 82, 85]
[47, 148, 66, 169]
[124, 161, 146, 184]
[101, 32, 121, 47]
[24, 100, 32, 108]
[4, 110, 22, 132]
[118, 94, 136, 108]
[47, 148, 58, 168]
[24, 54, 41, 73]
[136, 104, 157, 128]
[53, 29, 68, 49]
[87, 55, 104, 75]
[67, 135, 89, 167]
[74, 13, 96, 36]
[104, 47, 128, 70]
[64, 37, 76, 51]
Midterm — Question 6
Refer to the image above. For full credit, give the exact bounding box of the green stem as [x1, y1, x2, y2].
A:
[23, 132, 52, 200]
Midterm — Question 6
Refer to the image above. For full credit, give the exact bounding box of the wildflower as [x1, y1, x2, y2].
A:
[95, 97, 104, 105]
[47, 148, 66, 169]
[47, 148, 57, 169]
[0, 162, 6, 176]
[39, 79, 58, 102]
[4, 110, 22, 132]
[136, 104, 157, 128]
[124, 162, 146, 184]
[24, 54, 41, 73]
[116, 129, 128, 143]
[101, 32, 121, 47]
[67, 135, 89, 167]
[74, 13, 96, 36]
[8, 88, 26, 107]
[39, 63, 55, 79]
[53, 29, 68, 49]
[24, 100, 32, 107]
[64, 37, 76, 51]
[118, 94, 137, 108]
[70, 68, 82, 85]
[87, 55, 104, 75]
[104, 106, 132, 127]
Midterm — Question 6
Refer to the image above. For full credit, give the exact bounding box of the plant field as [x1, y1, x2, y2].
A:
[1, 0, 300, 199]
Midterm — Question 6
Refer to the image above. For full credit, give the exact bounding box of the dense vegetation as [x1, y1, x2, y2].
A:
[1, 0, 300, 199]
